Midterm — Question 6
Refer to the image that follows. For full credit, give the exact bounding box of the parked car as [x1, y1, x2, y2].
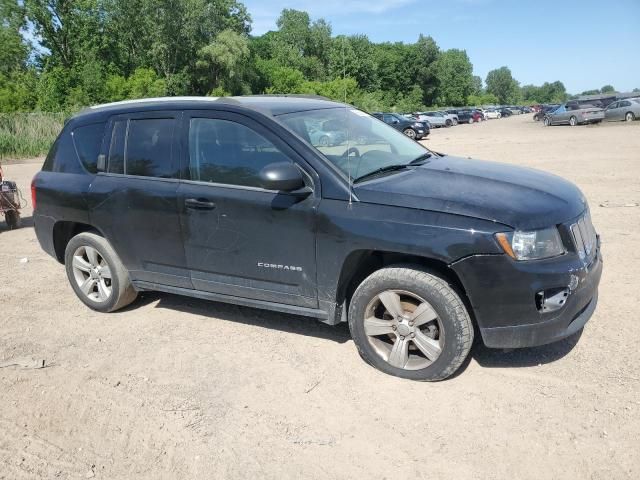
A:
[437, 110, 458, 125]
[603, 98, 640, 122]
[533, 104, 560, 122]
[373, 112, 428, 139]
[484, 108, 502, 119]
[507, 106, 522, 115]
[472, 109, 486, 121]
[415, 111, 448, 128]
[32, 95, 602, 381]
[499, 108, 513, 117]
[544, 103, 604, 126]
[448, 109, 481, 124]
[308, 123, 346, 147]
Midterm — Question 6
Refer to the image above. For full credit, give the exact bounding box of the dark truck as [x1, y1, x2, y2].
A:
[32, 96, 602, 381]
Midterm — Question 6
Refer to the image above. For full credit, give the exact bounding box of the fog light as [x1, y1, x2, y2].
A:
[536, 287, 570, 313]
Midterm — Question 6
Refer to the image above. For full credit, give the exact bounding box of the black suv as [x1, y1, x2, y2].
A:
[371, 112, 428, 140]
[32, 96, 602, 381]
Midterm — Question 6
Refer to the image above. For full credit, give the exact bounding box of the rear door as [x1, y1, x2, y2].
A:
[176, 110, 319, 308]
[88, 111, 191, 288]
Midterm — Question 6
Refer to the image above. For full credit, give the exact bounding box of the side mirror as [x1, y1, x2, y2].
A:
[259, 162, 305, 192]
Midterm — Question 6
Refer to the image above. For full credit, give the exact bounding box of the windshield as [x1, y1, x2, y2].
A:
[278, 107, 430, 180]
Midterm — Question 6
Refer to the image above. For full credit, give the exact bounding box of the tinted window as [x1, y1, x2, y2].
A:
[188, 118, 292, 188]
[126, 118, 176, 178]
[72, 122, 105, 174]
[108, 120, 126, 174]
[620, 101, 631, 107]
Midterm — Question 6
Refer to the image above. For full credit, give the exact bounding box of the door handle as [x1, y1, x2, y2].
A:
[185, 198, 216, 210]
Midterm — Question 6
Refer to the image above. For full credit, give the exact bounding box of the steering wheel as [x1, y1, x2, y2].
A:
[341, 147, 360, 158]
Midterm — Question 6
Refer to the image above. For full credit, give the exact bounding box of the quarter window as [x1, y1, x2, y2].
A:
[72, 122, 106, 174]
[188, 118, 292, 188]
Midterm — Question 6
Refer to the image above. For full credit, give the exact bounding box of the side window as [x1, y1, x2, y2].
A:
[620, 101, 631, 108]
[108, 120, 126, 174]
[126, 118, 176, 178]
[607, 102, 618, 109]
[188, 118, 292, 188]
[382, 114, 394, 123]
[72, 122, 106, 174]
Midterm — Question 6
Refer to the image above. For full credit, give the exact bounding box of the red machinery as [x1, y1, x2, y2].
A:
[0, 162, 22, 229]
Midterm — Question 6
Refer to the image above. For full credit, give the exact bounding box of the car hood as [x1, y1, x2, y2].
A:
[354, 155, 587, 230]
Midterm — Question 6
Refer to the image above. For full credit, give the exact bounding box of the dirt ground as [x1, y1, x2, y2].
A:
[1, 115, 639, 479]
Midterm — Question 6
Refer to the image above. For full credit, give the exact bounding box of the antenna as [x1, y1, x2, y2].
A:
[342, 35, 353, 207]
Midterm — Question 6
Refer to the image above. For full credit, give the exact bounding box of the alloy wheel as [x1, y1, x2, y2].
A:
[363, 290, 443, 370]
[626, 112, 634, 122]
[71, 245, 113, 303]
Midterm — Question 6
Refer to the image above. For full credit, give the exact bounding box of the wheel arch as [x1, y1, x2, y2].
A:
[334, 249, 469, 318]
[52, 221, 105, 264]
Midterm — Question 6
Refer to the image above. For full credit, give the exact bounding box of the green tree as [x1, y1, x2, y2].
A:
[600, 85, 615, 93]
[265, 66, 305, 94]
[328, 35, 378, 91]
[410, 35, 440, 105]
[196, 29, 250, 94]
[486, 66, 520, 104]
[434, 49, 474, 106]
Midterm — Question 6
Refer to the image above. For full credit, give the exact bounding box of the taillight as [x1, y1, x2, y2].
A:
[31, 177, 37, 211]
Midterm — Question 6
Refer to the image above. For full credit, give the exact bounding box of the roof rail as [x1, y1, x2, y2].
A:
[244, 94, 332, 101]
[88, 96, 220, 110]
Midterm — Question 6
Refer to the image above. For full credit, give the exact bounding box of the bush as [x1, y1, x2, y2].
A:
[0, 112, 66, 159]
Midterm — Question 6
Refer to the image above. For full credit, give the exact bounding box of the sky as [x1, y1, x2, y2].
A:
[242, 0, 640, 94]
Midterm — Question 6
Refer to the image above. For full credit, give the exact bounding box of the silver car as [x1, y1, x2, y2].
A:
[604, 98, 640, 122]
[544, 103, 605, 126]
[415, 111, 448, 128]
[436, 110, 458, 126]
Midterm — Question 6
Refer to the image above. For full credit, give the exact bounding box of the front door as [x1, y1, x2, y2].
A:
[177, 111, 319, 308]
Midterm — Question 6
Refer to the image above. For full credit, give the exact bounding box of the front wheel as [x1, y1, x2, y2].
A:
[569, 116, 578, 126]
[64, 231, 138, 312]
[445, 119, 452, 127]
[348, 267, 474, 381]
[544, 116, 551, 126]
[468, 118, 474, 124]
[402, 128, 416, 139]
[626, 112, 635, 122]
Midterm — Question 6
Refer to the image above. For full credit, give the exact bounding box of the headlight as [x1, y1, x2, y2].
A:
[495, 228, 565, 261]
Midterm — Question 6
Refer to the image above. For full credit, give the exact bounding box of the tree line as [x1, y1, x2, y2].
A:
[1, 0, 633, 114]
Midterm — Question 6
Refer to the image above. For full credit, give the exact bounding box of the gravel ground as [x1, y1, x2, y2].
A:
[1, 114, 639, 479]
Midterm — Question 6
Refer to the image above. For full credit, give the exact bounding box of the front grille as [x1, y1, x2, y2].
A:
[570, 212, 597, 262]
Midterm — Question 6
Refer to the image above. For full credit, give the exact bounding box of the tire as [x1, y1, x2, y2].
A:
[348, 266, 473, 381]
[626, 112, 635, 122]
[403, 128, 416, 139]
[544, 116, 551, 126]
[533, 114, 540, 122]
[4, 210, 21, 229]
[64, 231, 138, 312]
[569, 116, 578, 126]
[453, 119, 458, 126]
[445, 119, 452, 127]
[318, 135, 330, 147]
[468, 118, 474, 124]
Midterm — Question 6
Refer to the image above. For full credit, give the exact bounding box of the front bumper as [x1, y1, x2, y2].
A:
[452, 241, 602, 348]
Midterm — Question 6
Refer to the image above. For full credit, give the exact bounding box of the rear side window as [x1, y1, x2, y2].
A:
[106, 117, 177, 178]
[107, 120, 126, 174]
[125, 118, 176, 178]
[72, 122, 106, 174]
[42, 128, 84, 174]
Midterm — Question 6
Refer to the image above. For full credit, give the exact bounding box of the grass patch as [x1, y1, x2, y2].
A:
[0, 113, 66, 160]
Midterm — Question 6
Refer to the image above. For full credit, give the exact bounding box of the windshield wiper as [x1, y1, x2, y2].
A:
[409, 152, 433, 165]
[353, 164, 410, 184]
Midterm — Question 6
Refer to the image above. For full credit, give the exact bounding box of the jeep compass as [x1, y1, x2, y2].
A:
[32, 96, 602, 381]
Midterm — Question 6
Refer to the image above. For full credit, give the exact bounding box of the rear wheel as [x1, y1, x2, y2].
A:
[348, 266, 473, 381]
[569, 116, 578, 126]
[64, 231, 138, 312]
[544, 116, 551, 126]
[445, 119, 452, 127]
[403, 128, 416, 139]
[626, 112, 635, 122]
[318, 135, 330, 146]
[4, 210, 20, 229]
